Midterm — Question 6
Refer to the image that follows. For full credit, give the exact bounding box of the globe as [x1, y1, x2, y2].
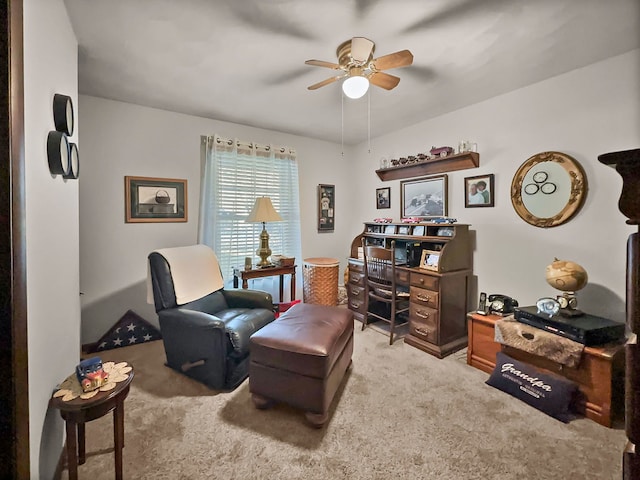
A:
[545, 258, 588, 293]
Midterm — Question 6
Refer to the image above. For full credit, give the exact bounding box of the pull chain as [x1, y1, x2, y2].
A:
[367, 88, 371, 156]
[341, 91, 345, 158]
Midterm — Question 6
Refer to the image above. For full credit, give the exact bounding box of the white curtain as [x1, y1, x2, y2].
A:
[199, 135, 302, 301]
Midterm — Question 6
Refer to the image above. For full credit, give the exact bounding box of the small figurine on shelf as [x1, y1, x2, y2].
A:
[429, 146, 455, 158]
[75, 357, 109, 393]
[431, 217, 458, 224]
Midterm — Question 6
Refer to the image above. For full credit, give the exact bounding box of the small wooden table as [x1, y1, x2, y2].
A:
[51, 370, 134, 480]
[467, 312, 625, 427]
[238, 264, 296, 303]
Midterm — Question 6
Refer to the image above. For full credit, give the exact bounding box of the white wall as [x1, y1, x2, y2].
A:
[350, 49, 640, 321]
[78, 96, 355, 343]
[23, 0, 80, 477]
[79, 50, 639, 344]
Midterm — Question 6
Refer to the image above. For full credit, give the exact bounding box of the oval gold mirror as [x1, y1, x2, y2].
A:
[511, 151, 587, 228]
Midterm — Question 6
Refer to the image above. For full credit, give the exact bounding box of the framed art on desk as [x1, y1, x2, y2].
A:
[420, 249, 440, 271]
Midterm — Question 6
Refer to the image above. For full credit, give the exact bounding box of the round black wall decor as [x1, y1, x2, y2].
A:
[63, 142, 80, 179]
[53, 93, 74, 136]
[47, 130, 70, 176]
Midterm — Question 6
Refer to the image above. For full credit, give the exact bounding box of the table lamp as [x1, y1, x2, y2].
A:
[246, 196, 283, 267]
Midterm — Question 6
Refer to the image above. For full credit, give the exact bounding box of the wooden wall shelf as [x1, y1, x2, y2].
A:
[375, 152, 480, 181]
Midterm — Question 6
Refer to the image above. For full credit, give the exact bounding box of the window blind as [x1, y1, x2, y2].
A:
[199, 136, 302, 297]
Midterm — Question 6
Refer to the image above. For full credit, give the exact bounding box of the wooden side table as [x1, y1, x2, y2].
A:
[238, 264, 296, 303]
[51, 369, 134, 480]
[467, 312, 625, 427]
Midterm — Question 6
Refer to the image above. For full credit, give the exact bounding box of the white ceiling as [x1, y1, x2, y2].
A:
[63, 0, 640, 145]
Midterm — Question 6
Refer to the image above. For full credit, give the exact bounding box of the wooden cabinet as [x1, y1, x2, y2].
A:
[347, 222, 472, 357]
[467, 312, 625, 427]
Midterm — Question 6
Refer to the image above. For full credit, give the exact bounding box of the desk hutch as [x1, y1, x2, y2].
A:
[347, 222, 473, 358]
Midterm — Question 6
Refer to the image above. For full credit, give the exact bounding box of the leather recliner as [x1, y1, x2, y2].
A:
[148, 246, 275, 390]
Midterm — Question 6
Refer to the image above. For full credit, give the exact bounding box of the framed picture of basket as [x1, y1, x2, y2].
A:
[125, 176, 188, 223]
[400, 174, 448, 220]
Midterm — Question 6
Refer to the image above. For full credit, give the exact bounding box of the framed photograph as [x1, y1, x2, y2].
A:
[420, 249, 441, 271]
[376, 187, 391, 209]
[318, 184, 335, 232]
[465, 174, 495, 208]
[125, 176, 188, 223]
[400, 174, 448, 220]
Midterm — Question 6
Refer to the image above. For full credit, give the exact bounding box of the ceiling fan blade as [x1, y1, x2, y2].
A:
[351, 37, 374, 63]
[369, 72, 400, 90]
[371, 50, 414, 71]
[307, 74, 347, 90]
[305, 59, 343, 70]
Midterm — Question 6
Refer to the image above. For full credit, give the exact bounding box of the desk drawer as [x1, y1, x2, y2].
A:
[349, 271, 364, 286]
[347, 283, 364, 300]
[348, 260, 364, 273]
[410, 286, 438, 309]
[348, 296, 366, 314]
[410, 304, 439, 343]
[410, 273, 439, 290]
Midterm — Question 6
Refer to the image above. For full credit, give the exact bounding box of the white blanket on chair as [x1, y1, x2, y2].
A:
[147, 244, 225, 306]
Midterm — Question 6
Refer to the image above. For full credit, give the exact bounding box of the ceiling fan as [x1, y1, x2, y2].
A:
[305, 37, 414, 99]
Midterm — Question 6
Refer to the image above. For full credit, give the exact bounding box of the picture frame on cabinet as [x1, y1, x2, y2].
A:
[400, 175, 448, 220]
[318, 184, 335, 232]
[465, 174, 494, 208]
[376, 187, 391, 209]
[125, 176, 188, 223]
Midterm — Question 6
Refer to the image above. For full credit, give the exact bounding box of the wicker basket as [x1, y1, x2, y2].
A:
[303, 257, 339, 306]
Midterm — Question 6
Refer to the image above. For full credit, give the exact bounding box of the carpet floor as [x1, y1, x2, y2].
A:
[60, 325, 625, 479]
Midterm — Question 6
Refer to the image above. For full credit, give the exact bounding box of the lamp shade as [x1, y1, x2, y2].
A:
[246, 197, 283, 223]
[342, 76, 370, 99]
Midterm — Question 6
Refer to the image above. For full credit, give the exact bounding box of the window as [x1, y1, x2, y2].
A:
[199, 135, 302, 299]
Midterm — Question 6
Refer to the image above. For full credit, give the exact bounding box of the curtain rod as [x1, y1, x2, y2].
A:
[204, 134, 296, 155]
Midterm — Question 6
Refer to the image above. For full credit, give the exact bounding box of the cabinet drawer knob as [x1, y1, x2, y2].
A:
[416, 310, 431, 319]
[351, 287, 361, 295]
[416, 294, 431, 302]
[419, 278, 424, 284]
[351, 302, 360, 309]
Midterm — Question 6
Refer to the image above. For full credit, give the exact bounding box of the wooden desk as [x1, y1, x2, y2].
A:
[51, 370, 134, 480]
[467, 312, 625, 427]
[239, 264, 296, 303]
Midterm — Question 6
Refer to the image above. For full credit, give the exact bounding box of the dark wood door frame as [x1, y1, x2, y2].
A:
[0, 0, 29, 478]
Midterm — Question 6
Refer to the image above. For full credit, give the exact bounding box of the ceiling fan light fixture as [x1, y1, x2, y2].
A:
[342, 76, 369, 99]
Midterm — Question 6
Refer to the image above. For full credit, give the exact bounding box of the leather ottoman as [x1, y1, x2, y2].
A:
[249, 303, 354, 427]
